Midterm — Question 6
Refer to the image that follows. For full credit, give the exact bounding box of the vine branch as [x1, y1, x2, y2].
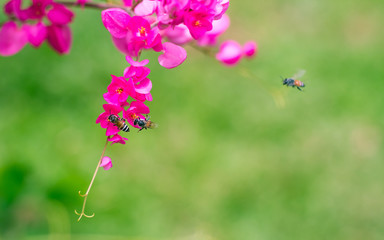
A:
[56, 0, 134, 15]
[75, 136, 110, 221]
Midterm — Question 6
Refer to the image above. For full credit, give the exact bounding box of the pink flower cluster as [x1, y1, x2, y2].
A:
[0, 0, 74, 56]
[96, 56, 153, 145]
[101, 0, 256, 68]
[1, 0, 259, 143]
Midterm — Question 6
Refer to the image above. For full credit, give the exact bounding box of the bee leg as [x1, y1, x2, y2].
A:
[297, 87, 302, 91]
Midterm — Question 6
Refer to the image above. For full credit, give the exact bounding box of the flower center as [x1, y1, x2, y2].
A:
[130, 113, 138, 120]
[138, 26, 147, 37]
[34, 2, 43, 16]
[194, 20, 202, 27]
[116, 87, 123, 94]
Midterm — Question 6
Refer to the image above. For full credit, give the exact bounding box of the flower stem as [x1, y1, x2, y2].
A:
[56, 1, 134, 15]
[75, 136, 110, 221]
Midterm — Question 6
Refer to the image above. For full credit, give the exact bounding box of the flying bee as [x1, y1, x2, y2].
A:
[282, 70, 306, 91]
[133, 115, 158, 132]
[108, 114, 130, 132]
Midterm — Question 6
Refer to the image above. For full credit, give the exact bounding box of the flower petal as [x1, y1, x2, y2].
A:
[101, 8, 131, 38]
[106, 123, 120, 136]
[216, 40, 242, 66]
[46, 24, 72, 54]
[129, 101, 150, 114]
[125, 55, 149, 67]
[108, 134, 128, 145]
[102, 103, 123, 114]
[100, 156, 113, 170]
[135, 78, 152, 94]
[243, 41, 257, 58]
[111, 36, 130, 55]
[198, 14, 230, 46]
[24, 22, 47, 47]
[164, 24, 193, 45]
[134, 0, 157, 16]
[47, 3, 74, 25]
[158, 42, 187, 69]
[0, 21, 28, 56]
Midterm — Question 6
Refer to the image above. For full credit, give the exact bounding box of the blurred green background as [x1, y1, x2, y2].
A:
[1, 0, 384, 239]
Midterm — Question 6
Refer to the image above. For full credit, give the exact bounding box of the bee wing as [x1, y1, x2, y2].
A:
[292, 69, 306, 79]
[149, 122, 159, 129]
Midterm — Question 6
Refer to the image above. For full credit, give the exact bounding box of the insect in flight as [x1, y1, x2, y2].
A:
[282, 70, 306, 91]
[133, 115, 158, 132]
[108, 114, 130, 132]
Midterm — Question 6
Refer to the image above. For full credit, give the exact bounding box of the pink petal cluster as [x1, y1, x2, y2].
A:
[99, 0, 257, 70]
[216, 40, 258, 66]
[100, 0, 235, 69]
[102, 8, 188, 69]
[0, 0, 74, 56]
[96, 56, 154, 143]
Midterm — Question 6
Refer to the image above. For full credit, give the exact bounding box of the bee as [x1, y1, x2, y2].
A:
[282, 70, 306, 91]
[108, 114, 130, 132]
[133, 115, 157, 132]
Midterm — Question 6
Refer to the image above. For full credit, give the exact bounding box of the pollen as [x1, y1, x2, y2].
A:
[116, 87, 123, 94]
[139, 26, 147, 36]
[130, 113, 138, 120]
[194, 20, 202, 27]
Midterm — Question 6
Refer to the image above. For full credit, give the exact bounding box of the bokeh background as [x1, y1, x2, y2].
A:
[1, 0, 384, 239]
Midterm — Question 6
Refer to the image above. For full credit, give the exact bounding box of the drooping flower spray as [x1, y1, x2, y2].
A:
[0, 0, 257, 220]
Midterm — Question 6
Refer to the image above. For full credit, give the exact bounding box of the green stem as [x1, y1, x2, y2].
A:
[75, 136, 110, 221]
[56, 1, 134, 15]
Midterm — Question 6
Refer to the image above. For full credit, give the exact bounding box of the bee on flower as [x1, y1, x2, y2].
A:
[133, 115, 158, 132]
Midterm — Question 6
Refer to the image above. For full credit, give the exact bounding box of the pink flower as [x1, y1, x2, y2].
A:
[0, 21, 28, 56]
[158, 42, 187, 69]
[108, 134, 129, 145]
[122, 56, 153, 101]
[100, 156, 113, 170]
[197, 13, 229, 46]
[96, 104, 123, 136]
[216, 40, 243, 66]
[2, 0, 74, 55]
[23, 0, 52, 21]
[125, 16, 163, 56]
[184, 9, 214, 39]
[123, 101, 150, 128]
[157, 0, 189, 26]
[243, 41, 258, 58]
[103, 75, 130, 105]
[105, 14, 163, 57]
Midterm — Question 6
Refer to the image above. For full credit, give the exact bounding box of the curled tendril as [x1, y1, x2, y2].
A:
[75, 191, 95, 221]
[75, 137, 110, 221]
[78, 190, 86, 197]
